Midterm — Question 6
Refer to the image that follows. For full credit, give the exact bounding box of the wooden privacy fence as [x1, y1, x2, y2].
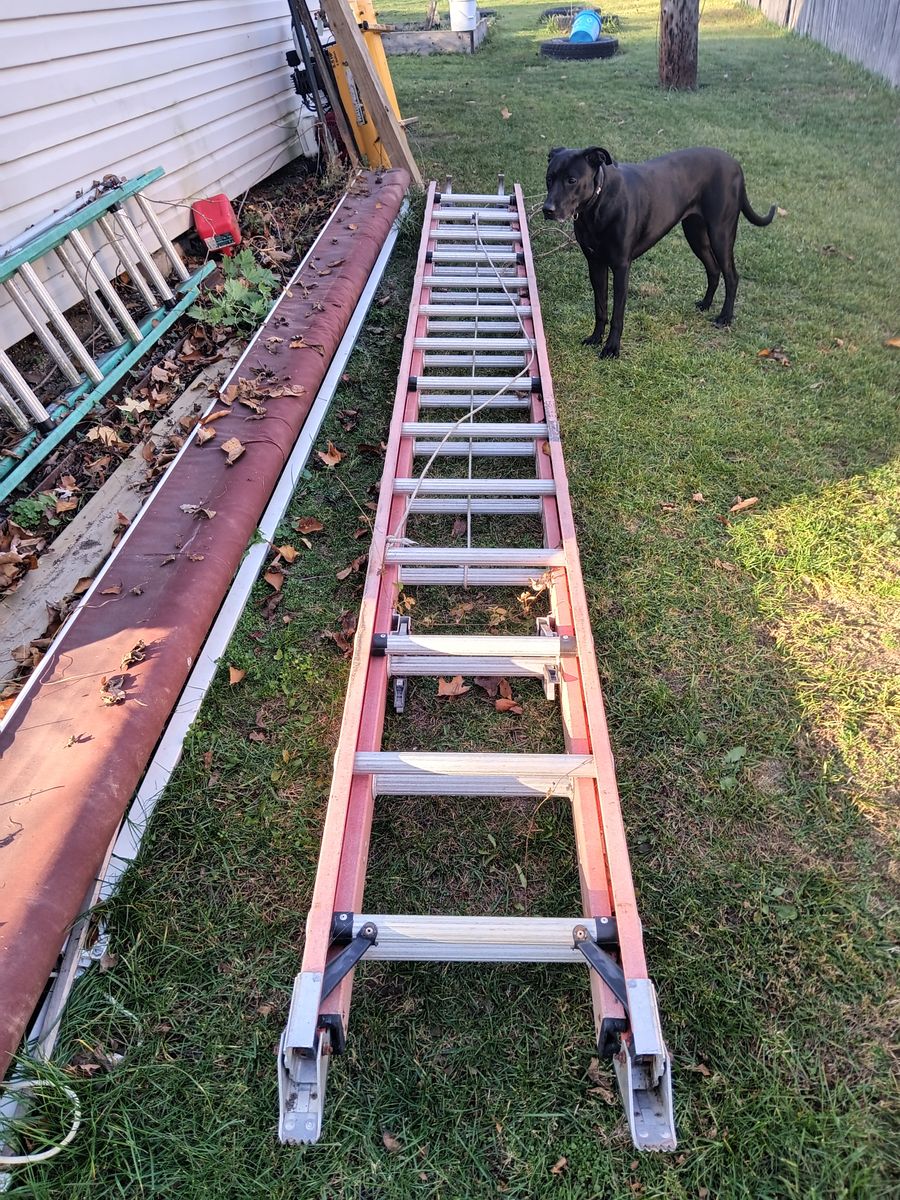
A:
[743, 0, 900, 87]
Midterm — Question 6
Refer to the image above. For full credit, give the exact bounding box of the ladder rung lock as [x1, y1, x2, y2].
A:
[385, 547, 563, 567]
[402, 422, 548, 438]
[393, 478, 555, 496]
[353, 915, 599, 962]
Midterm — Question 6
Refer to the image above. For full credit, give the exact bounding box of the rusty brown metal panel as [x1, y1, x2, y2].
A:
[0, 169, 410, 1080]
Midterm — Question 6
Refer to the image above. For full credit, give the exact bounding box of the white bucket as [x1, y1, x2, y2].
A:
[449, 0, 477, 32]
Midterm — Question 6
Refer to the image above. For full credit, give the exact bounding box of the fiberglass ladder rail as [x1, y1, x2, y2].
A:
[277, 177, 676, 1153]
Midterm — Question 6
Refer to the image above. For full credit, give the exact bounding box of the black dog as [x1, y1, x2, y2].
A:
[543, 146, 776, 357]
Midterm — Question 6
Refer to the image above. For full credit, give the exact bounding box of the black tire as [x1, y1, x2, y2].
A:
[540, 34, 619, 59]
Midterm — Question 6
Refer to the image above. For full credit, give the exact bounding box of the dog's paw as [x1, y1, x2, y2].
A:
[695, 299, 712, 312]
[599, 342, 620, 359]
[581, 333, 604, 346]
[713, 315, 733, 328]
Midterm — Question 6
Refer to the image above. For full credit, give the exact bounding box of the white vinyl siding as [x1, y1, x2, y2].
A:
[0, 0, 317, 348]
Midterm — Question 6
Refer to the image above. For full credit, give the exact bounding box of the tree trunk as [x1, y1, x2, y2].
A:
[659, 0, 699, 90]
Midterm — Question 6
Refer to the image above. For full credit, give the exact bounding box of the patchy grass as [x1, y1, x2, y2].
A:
[10, 2, 900, 1197]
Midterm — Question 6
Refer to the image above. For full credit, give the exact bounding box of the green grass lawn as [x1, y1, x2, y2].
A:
[10, 3, 900, 1196]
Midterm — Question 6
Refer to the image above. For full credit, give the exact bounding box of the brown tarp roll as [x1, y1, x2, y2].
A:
[0, 169, 410, 1080]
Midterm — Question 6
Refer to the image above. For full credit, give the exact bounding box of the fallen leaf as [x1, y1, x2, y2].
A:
[685, 1062, 712, 1076]
[550, 1157, 567, 1175]
[729, 496, 759, 513]
[495, 698, 523, 714]
[86, 425, 126, 450]
[474, 676, 500, 697]
[100, 583, 122, 596]
[382, 1132, 401, 1152]
[277, 544, 299, 563]
[196, 424, 216, 445]
[500, 106, 512, 119]
[498, 678, 513, 700]
[438, 675, 470, 698]
[712, 557, 738, 573]
[55, 497, 78, 514]
[100, 674, 127, 705]
[180, 503, 217, 520]
[776, 206, 788, 217]
[335, 553, 366, 581]
[229, 666, 246, 686]
[884, 336, 900, 349]
[239, 395, 267, 415]
[757, 347, 790, 366]
[660, 501, 677, 512]
[221, 437, 245, 465]
[121, 640, 147, 669]
[317, 441, 344, 468]
[264, 569, 284, 591]
[201, 408, 231, 424]
[450, 601, 475, 623]
[451, 516, 467, 539]
[692, 492, 706, 503]
[151, 364, 170, 383]
[293, 516, 324, 535]
[98, 949, 119, 973]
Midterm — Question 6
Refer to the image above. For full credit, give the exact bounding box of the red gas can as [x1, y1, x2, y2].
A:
[192, 194, 242, 256]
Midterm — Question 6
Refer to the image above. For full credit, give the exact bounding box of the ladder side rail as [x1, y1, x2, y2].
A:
[296, 184, 438, 1002]
[515, 184, 650, 983]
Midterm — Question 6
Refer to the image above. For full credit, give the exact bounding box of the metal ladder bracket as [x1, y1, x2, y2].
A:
[390, 612, 410, 712]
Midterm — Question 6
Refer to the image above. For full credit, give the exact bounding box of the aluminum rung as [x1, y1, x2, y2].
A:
[431, 265, 519, 277]
[424, 277, 526, 290]
[393, 478, 556, 496]
[399, 567, 550, 585]
[373, 772, 574, 797]
[431, 250, 518, 264]
[415, 375, 533, 391]
[426, 322, 524, 334]
[388, 655, 547, 677]
[407, 498, 542, 515]
[414, 337, 533, 351]
[431, 229, 520, 243]
[418, 396, 530, 409]
[402, 421, 548, 438]
[385, 547, 563, 567]
[422, 354, 527, 369]
[352, 915, 609, 962]
[357, 751, 593, 777]
[424, 292, 523, 305]
[421, 303, 531, 317]
[434, 193, 516, 205]
[413, 441, 537, 457]
[384, 634, 565, 657]
[433, 209, 518, 222]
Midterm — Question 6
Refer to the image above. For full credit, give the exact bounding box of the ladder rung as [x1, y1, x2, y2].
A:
[433, 208, 518, 222]
[413, 441, 537, 457]
[421, 304, 532, 317]
[402, 422, 548, 438]
[385, 634, 565, 657]
[423, 276, 527, 290]
[394, 478, 556, 496]
[418, 396, 530, 409]
[407, 497, 542, 515]
[415, 375, 533, 391]
[422, 354, 528, 369]
[426, 322, 524, 334]
[435, 193, 516, 205]
[431, 229, 520, 243]
[388, 655, 546, 677]
[414, 337, 533, 351]
[399, 567, 549, 585]
[373, 772, 574, 797]
[385, 547, 563, 567]
[431, 250, 519, 264]
[357, 751, 593, 777]
[353, 915, 607, 962]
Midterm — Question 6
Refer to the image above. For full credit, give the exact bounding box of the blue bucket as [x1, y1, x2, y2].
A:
[569, 9, 602, 42]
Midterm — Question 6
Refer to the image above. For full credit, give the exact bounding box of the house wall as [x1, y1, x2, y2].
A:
[0, 0, 318, 348]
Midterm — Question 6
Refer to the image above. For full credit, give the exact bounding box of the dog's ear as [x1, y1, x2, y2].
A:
[547, 146, 565, 164]
[583, 146, 616, 167]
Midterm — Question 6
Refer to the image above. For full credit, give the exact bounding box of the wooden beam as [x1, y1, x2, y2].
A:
[320, 0, 423, 186]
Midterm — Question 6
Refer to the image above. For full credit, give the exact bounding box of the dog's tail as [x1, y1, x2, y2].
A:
[741, 182, 776, 227]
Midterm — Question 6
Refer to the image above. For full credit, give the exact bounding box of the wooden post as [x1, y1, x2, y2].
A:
[319, 0, 423, 186]
[659, 0, 699, 91]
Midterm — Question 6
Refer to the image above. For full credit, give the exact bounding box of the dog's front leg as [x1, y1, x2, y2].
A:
[600, 263, 631, 358]
[582, 258, 609, 346]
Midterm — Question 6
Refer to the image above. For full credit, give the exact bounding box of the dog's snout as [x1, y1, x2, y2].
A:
[542, 201, 556, 220]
